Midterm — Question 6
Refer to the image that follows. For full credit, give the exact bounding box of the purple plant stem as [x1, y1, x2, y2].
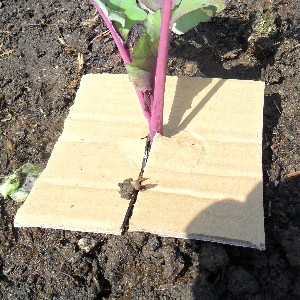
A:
[150, 0, 173, 141]
[90, 0, 130, 63]
[90, 0, 151, 125]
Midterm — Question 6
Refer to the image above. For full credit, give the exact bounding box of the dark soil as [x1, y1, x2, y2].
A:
[0, 0, 299, 298]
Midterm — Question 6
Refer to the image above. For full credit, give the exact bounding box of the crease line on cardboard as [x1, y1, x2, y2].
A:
[37, 177, 123, 192]
[57, 136, 261, 147]
[183, 130, 261, 145]
[56, 137, 146, 144]
[141, 187, 248, 202]
[186, 130, 261, 144]
[66, 113, 146, 123]
[148, 169, 261, 178]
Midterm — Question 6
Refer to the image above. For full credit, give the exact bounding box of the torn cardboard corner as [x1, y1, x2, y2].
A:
[14, 74, 265, 249]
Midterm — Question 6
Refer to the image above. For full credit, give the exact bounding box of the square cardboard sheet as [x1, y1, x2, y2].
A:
[14, 74, 265, 249]
[129, 77, 265, 249]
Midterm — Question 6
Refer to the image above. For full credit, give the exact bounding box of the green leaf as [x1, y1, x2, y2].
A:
[138, 0, 181, 12]
[138, 0, 163, 12]
[94, 0, 224, 91]
[126, 11, 161, 92]
[125, 64, 153, 91]
[0, 163, 41, 202]
[171, 0, 225, 34]
[94, 0, 147, 38]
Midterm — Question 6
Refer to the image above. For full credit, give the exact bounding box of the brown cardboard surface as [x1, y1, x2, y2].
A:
[15, 74, 265, 248]
[14, 74, 148, 234]
[129, 77, 265, 249]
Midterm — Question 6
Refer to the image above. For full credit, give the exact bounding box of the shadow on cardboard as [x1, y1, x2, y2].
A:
[164, 77, 225, 137]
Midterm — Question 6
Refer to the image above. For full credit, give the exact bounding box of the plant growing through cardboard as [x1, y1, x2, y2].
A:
[90, 0, 224, 141]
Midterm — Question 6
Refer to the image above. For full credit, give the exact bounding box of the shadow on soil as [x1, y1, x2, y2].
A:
[187, 183, 262, 298]
[165, 16, 285, 299]
[170, 14, 284, 80]
[189, 175, 299, 299]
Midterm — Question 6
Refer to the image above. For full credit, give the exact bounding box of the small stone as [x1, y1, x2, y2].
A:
[184, 61, 198, 76]
[77, 237, 97, 253]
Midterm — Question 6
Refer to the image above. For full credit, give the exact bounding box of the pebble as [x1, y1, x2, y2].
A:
[184, 61, 198, 76]
[77, 237, 97, 253]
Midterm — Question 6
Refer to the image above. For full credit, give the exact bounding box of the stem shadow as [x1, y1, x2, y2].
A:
[164, 77, 225, 137]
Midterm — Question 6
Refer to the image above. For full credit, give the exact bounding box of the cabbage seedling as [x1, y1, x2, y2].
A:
[90, 0, 224, 141]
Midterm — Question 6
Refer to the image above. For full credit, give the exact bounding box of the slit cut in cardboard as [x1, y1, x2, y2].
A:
[14, 74, 265, 249]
